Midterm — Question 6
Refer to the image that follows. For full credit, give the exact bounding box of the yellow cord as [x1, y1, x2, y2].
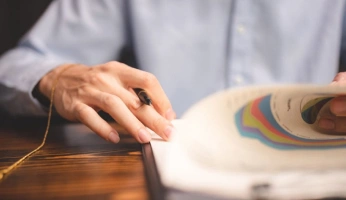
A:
[0, 66, 73, 180]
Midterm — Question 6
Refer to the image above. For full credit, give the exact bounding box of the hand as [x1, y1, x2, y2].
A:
[317, 72, 346, 134]
[39, 61, 176, 143]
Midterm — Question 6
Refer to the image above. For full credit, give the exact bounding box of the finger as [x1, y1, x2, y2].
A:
[87, 89, 152, 143]
[129, 72, 175, 120]
[106, 62, 176, 120]
[95, 84, 175, 140]
[315, 99, 346, 135]
[103, 86, 175, 140]
[73, 103, 120, 143]
[329, 96, 346, 116]
[332, 72, 346, 84]
[134, 104, 175, 140]
[317, 117, 346, 135]
[90, 78, 144, 114]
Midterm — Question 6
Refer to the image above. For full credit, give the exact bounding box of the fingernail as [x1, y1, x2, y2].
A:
[108, 131, 120, 143]
[164, 125, 175, 139]
[138, 128, 151, 143]
[318, 118, 335, 130]
[165, 109, 176, 121]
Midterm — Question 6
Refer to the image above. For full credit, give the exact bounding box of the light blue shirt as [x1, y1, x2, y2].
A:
[0, 0, 345, 117]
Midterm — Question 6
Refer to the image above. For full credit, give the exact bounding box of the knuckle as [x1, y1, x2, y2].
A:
[127, 98, 142, 112]
[98, 64, 110, 72]
[114, 62, 129, 68]
[142, 72, 157, 87]
[102, 94, 120, 107]
[105, 61, 119, 66]
[99, 61, 129, 72]
[76, 85, 90, 97]
[98, 61, 118, 72]
[74, 104, 89, 120]
[88, 72, 105, 85]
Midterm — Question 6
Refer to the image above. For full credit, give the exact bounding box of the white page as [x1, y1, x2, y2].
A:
[150, 85, 346, 200]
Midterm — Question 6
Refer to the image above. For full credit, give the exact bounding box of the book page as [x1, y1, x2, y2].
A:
[270, 90, 346, 140]
[150, 85, 346, 200]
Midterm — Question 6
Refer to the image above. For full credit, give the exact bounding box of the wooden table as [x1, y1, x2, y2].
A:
[0, 116, 149, 199]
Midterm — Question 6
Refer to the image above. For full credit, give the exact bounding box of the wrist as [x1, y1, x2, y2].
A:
[32, 81, 50, 108]
[39, 63, 72, 99]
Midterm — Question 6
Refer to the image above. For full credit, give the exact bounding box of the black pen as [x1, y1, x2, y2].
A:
[134, 88, 151, 105]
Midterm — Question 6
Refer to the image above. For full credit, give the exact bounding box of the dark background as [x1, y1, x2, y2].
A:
[0, 0, 52, 56]
[0, 0, 52, 120]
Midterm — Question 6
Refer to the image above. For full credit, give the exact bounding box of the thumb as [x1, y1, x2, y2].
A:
[331, 72, 346, 85]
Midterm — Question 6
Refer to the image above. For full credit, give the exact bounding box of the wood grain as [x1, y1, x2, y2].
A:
[0, 117, 148, 200]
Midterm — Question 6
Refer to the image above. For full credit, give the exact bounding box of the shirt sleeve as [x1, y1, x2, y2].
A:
[0, 0, 127, 116]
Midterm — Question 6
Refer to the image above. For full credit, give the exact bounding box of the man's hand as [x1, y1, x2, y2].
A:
[317, 72, 346, 134]
[39, 61, 176, 143]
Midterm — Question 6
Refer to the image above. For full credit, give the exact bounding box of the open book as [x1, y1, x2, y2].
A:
[149, 85, 346, 200]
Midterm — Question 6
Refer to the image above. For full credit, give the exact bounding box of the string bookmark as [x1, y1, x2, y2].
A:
[0, 65, 73, 180]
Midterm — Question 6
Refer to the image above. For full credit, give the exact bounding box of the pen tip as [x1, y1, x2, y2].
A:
[145, 97, 152, 105]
